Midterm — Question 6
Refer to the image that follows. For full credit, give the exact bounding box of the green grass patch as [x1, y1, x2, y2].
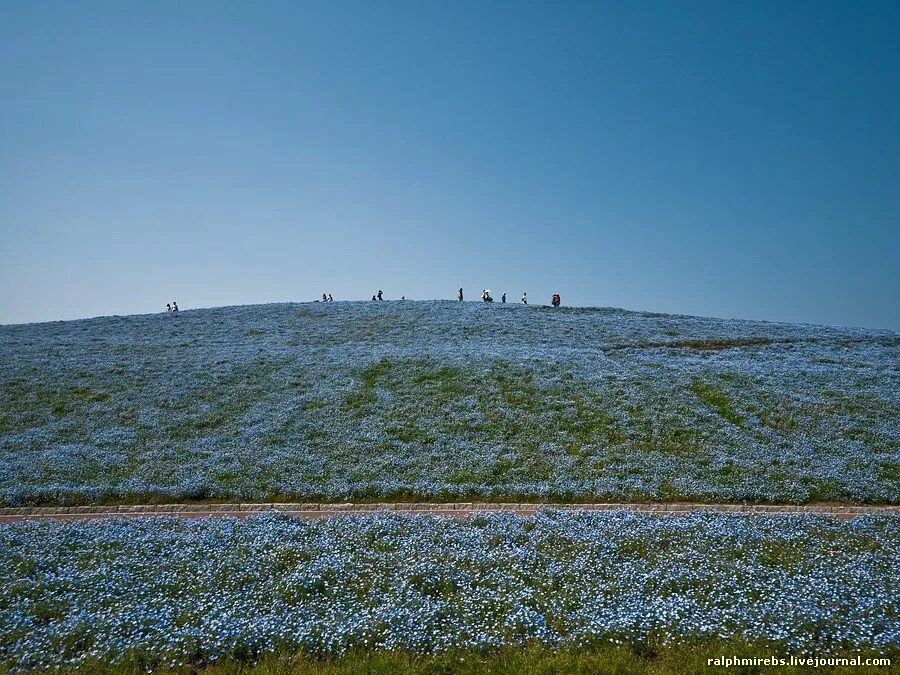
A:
[159, 359, 284, 443]
[664, 338, 775, 351]
[344, 359, 393, 412]
[690, 378, 743, 427]
[0, 380, 113, 435]
[18, 641, 897, 675]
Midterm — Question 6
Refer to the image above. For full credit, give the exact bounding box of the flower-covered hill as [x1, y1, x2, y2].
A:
[0, 300, 897, 505]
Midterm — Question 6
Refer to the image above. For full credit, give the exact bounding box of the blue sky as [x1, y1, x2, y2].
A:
[2, 1, 898, 328]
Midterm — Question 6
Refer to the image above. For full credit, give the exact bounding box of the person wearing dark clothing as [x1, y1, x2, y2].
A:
[501, 293, 506, 303]
[327, 294, 333, 302]
[172, 301, 179, 312]
[166, 303, 171, 312]
[551, 294, 561, 307]
[522, 292, 527, 305]
[377, 290, 383, 301]
[372, 295, 377, 301]
[322, 293, 328, 302]
[458, 288, 464, 301]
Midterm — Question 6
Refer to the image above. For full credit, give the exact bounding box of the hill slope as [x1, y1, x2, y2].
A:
[0, 300, 897, 505]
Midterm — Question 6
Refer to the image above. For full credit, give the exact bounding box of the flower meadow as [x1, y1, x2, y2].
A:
[0, 512, 897, 671]
[0, 300, 898, 505]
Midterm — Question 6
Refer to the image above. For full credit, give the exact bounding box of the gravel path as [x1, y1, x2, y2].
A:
[2, 501, 898, 522]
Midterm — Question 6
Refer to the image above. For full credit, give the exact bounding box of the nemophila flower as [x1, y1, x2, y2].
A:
[0, 512, 896, 670]
[0, 301, 897, 505]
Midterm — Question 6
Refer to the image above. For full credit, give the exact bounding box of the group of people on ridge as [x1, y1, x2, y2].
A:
[370, 290, 406, 300]
[319, 290, 408, 302]
[458, 288, 557, 306]
[166, 289, 561, 312]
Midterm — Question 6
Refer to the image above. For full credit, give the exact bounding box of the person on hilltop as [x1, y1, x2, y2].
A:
[327, 293, 333, 302]
[166, 303, 171, 312]
[172, 301, 179, 312]
[501, 292, 506, 304]
[372, 295, 377, 301]
[482, 290, 494, 302]
[458, 288, 464, 301]
[377, 290, 383, 301]
[551, 293, 561, 308]
[322, 293, 328, 302]
[521, 292, 528, 305]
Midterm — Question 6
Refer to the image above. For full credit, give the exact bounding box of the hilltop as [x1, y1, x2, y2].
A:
[0, 300, 897, 506]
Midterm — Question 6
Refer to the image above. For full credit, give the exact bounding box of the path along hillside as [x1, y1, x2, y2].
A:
[0, 300, 897, 506]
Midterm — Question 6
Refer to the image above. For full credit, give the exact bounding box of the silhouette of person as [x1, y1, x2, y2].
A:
[521, 292, 527, 305]
[327, 294, 333, 302]
[166, 303, 171, 312]
[377, 290, 383, 301]
[322, 293, 328, 302]
[501, 293, 506, 304]
[458, 288, 464, 301]
[172, 301, 179, 312]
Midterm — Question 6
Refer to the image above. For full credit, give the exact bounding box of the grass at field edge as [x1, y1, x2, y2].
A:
[9, 494, 900, 509]
[5, 642, 896, 674]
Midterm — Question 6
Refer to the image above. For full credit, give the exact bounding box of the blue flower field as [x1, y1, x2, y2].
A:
[1, 512, 897, 671]
[1, 300, 898, 505]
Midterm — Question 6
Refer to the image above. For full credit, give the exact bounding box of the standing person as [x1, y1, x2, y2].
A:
[377, 290, 383, 301]
[551, 293, 560, 308]
[166, 303, 171, 312]
[172, 301, 179, 312]
[501, 292, 506, 304]
[327, 293, 333, 302]
[522, 292, 527, 305]
[458, 288, 464, 301]
[322, 293, 328, 302]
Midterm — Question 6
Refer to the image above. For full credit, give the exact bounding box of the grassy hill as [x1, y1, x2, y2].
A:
[0, 300, 897, 506]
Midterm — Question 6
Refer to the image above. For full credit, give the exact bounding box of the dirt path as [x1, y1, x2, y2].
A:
[1, 501, 898, 523]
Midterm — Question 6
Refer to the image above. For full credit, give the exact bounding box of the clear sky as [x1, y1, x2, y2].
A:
[2, 1, 898, 329]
